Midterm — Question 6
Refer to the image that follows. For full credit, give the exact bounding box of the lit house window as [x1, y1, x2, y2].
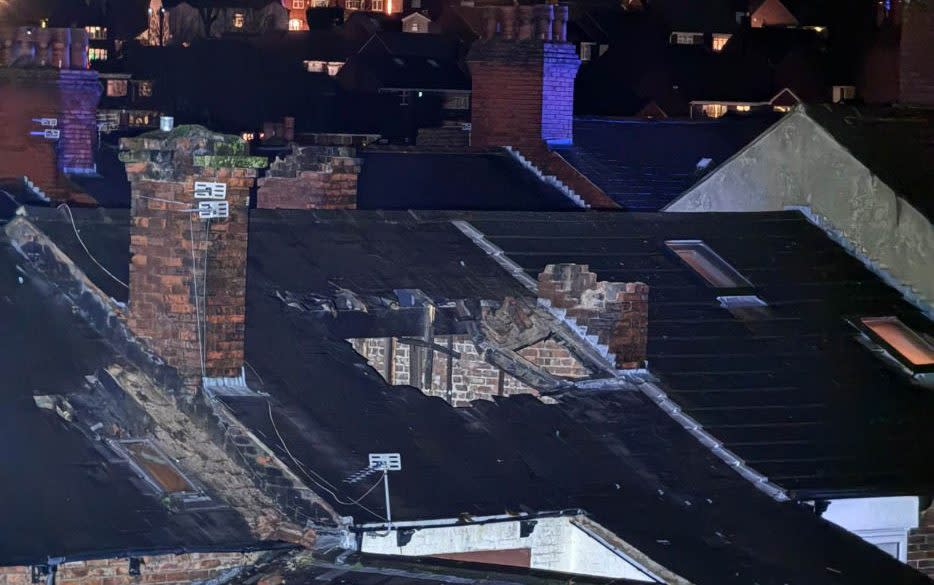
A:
[326, 62, 343, 76]
[346, 0, 361, 9]
[860, 317, 934, 367]
[232, 11, 245, 28]
[580, 42, 595, 61]
[410, 22, 420, 32]
[701, 104, 727, 118]
[371, 0, 384, 11]
[671, 32, 702, 45]
[292, 0, 305, 7]
[106, 79, 128, 97]
[735, 104, 751, 112]
[289, 18, 302, 30]
[136, 81, 153, 97]
[712, 33, 731, 52]
[116, 440, 197, 494]
[88, 48, 108, 61]
[773, 105, 791, 113]
[666, 240, 752, 288]
[85, 26, 107, 40]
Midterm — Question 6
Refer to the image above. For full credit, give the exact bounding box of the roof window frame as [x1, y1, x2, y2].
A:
[851, 316, 934, 377]
[110, 439, 205, 499]
[665, 239, 755, 293]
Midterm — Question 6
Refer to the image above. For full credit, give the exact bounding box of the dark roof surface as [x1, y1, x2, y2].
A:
[222, 208, 932, 585]
[805, 104, 934, 221]
[357, 149, 582, 211]
[556, 116, 778, 210]
[0, 230, 263, 566]
[466, 211, 934, 499]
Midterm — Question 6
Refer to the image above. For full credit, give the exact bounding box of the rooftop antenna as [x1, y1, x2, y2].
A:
[345, 453, 402, 526]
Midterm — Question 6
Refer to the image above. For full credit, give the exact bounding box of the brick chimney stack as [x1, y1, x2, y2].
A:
[538, 264, 649, 369]
[899, 0, 934, 106]
[119, 126, 267, 388]
[466, 4, 579, 148]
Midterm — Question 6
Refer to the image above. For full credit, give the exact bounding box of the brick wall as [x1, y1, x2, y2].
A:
[350, 335, 588, 406]
[0, 67, 100, 204]
[908, 502, 934, 577]
[256, 134, 377, 210]
[120, 126, 267, 386]
[899, 0, 934, 106]
[538, 264, 648, 369]
[0, 552, 262, 585]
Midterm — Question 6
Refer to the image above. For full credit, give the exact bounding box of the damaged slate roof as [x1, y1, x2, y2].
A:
[554, 116, 779, 210]
[26, 207, 934, 584]
[0, 229, 267, 566]
[357, 149, 583, 210]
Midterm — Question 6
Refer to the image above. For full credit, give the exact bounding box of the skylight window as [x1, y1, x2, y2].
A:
[860, 317, 934, 367]
[117, 440, 197, 494]
[666, 240, 752, 289]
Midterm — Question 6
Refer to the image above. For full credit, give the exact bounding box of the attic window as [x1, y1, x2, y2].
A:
[232, 12, 245, 28]
[860, 317, 934, 367]
[666, 240, 752, 289]
[118, 440, 197, 494]
[712, 33, 731, 52]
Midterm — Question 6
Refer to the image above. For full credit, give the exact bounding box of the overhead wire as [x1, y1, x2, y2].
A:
[57, 203, 129, 289]
[265, 399, 387, 520]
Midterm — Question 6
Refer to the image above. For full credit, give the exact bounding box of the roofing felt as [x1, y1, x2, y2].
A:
[556, 116, 779, 210]
[804, 104, 934, 222]
[357, 149, 583, 211]
[221, 208, 931, 585]
[0, 231, 264, 566]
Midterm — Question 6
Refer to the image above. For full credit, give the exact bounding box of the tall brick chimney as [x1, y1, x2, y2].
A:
[466, 5, 578, 148]
[119, 126, 267, 388]
[899, 0, 934, 106]
[538, 264, 649, 369]
[0, 27, 99, 202]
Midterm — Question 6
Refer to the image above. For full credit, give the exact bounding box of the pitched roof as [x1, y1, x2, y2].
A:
[803, 104, 934, 222]
[555, 116, 779, 210]
[357, 148, 584, 210]
[0, 228, 268, 566]
[220, 208, 931, 585]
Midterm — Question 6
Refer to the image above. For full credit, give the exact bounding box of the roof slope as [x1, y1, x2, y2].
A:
[357, 149, 583, 210]
[467, 211, 934, 499]
[222, 209, 930, 585]
[0, 233, 261, 566]
[556, 117, 778, 210]
[804, 104, 934, 221]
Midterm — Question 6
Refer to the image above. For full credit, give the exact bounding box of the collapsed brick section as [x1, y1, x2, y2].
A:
[120, 126, 267, 386]
[0, 552, 263, 585]
[350, 335, 589, 407]
[256, 134, 378, 210]
[0, 67, 100, 204]
[900, 0, 934, 106]
[538, 264, 649, 369]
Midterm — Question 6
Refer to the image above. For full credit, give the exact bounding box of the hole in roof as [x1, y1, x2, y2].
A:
[860, 317, 934, 367]
[118, 440, 197, 494]
[666, 240, 752, 289]
[696, 158, 713, 171]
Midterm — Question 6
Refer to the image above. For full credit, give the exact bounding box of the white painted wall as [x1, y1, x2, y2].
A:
[667, 110, 934, 310]
[360, 516, 654, 581]
[822, 496, 919, 562]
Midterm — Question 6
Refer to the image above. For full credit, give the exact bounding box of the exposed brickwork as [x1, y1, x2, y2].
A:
[899, 0, 934, 106]
[350, 334, 588, 407]
[120, 127, 267, 385]
[0, 27, 90, 69]
[257, 134, 377, 210]
[0, 552, 262, 585]
[908, 502, 934, 577]
[538, 264, 648, 369]
[466, 5, 618, 210]
[0, 67, 99, 204]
